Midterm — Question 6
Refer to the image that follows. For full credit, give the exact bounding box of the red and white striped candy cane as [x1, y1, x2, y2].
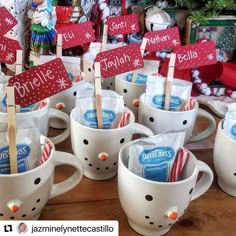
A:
[169, 147, 190, 182]
[183, 98, 196, 111]
[118, 112, 130, 128]
[40, 141, 53, 165]
[39, 101, 47, 109]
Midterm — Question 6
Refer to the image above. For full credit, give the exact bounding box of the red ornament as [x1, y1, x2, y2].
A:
[225, 88, 233, 96]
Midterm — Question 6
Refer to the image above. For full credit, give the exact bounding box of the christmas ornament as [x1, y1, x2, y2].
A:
[191, 67, 236, 99]
[145, 6, 172, 32]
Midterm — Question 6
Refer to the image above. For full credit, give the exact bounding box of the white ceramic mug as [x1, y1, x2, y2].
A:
[118, 140, 213, 236]
[213, 120, 236, 197]
[0, 135, 83, 220]
[49, 81, 94, 129]
[0, 99, 70, 145]
[115, 75, 146, 120]
[70, 107, 153, 180]
[82, 52, 115, 90]
[138, 93, 216, 143]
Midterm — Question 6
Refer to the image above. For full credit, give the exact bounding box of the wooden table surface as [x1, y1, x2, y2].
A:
[40, 114, 236, 236]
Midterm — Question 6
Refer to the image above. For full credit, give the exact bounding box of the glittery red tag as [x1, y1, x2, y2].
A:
[175, 40, 217, 70]
[0, 7, 17, 35]
[144, 27, 181, 52]
[8, 58, 72, 107]
[94, 43, 144, 78]
[57, 21, 95, 49]
[107, 14, 139, 36]
[0, 36, 21, 64]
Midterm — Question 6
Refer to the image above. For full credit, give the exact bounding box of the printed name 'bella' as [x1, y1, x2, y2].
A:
[177, 50, 198, 63]
[99, 53, 131, 71]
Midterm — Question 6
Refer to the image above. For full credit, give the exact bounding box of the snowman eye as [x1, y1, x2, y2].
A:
[34, 178, 41, 185]
[183, 120, 187, 125]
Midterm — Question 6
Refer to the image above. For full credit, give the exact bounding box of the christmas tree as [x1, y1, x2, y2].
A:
[173, 0, 236, 23]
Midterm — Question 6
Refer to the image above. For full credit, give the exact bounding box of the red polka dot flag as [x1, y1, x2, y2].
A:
[8, 58, 72, 107]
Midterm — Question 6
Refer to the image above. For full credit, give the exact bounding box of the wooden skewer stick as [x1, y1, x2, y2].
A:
[15, 50, 23, 75]
[164, 53, 176, 111]
[56, 34, 63, 58]
[131, 38, 148, 83]
[94, 62, 103, 129]
[101, 24, 108, 52]
[7, 86, 18, 174]
[15, 50, 22, 112]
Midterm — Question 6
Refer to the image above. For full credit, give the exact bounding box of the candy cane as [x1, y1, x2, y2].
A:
[183, 98, 196, 111]
[40, 141, 53, 165]
[169, 147, 190, 182]
[118, 112, 130, 128]
[39, 100, 47, 109]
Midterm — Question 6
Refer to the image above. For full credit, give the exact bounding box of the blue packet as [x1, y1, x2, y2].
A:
[223, 103, 236, 140]
[128, 132, 185, 182]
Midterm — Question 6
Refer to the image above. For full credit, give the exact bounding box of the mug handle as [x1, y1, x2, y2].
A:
[48, 108, 70, 145]
[188, 108, 216, 143]
[132, 123, 154, 136]
[49, 151, 84, 199]
[191, 160, 213, 201]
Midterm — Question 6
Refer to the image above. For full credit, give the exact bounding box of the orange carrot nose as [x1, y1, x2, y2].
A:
[56, 102, 65, 110]
[98, 152, 108, 161]
[132, 99, 139, 107]
[10, 205, 19, 212]
[7, 200, 22, 212]
[167, 211, 178, 220]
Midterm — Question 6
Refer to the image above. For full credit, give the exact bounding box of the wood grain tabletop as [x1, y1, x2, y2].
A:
[39, 114, 236, 236]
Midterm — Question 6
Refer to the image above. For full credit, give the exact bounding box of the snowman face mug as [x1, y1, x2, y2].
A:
[0, 99, 70, 145]
[70, 107, 153, 180]
[138, 94, 216, 143]
[118, 140, 213, 236]
[0, 136, 83, 220]
[213, 120, 236, 197]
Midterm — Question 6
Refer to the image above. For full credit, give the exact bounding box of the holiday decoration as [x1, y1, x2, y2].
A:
[175, 40, 217, 70]
[185, 16, 236, 62]
[145, 6, 172, 32]
[56, 21, 95, 49]
[175, 0, 236, 24]
[28, 0, 57, 54]
[191, 61, 236, 98]
[144, 26, 180, 52]
[94, 43, 144, 78]
[8, 58, 72, 107]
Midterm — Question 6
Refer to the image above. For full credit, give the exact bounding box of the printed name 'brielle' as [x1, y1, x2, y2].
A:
[177, 50, 198, 63]
[110, 21, 127, 31]
[13, 70, 54, 97]
[99, 53, 131, 71]
[148, 35, 170, 45]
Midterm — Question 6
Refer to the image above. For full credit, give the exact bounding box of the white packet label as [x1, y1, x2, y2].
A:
[76, 89, 124, 129]
[0, 118, 41, 174]
[145, 76, 192, 111]
[40, 55, 81, 82]
[119, 60, 160, 84]
[128, 132, 185, 182]
[223, 103, 236, 140]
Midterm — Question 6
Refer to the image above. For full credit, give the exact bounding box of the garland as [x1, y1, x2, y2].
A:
[191, 69, 236, 99]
